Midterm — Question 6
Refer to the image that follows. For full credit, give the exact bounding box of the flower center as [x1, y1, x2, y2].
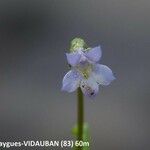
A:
[77, 63, 92, 79]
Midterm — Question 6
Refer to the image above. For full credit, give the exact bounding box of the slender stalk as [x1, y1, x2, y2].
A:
[77, 87, 84, 150]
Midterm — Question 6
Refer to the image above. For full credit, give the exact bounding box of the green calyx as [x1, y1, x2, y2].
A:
[70, 38, 88, 52]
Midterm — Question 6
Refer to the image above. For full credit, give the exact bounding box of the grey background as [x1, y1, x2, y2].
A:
[0, 0, 150, 149]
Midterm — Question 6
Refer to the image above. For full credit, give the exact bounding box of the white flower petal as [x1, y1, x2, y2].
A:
[92, 64, 115, 86]
[62, 70, 81, 92]
[66, 52, 81, 66]
[85, 46, 102, 62]
[80, 77, 99, 97]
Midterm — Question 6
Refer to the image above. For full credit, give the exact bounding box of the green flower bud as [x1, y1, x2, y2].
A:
[70, 38, 88, 52]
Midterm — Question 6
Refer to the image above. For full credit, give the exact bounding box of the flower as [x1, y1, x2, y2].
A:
[62, 46, 115, 97]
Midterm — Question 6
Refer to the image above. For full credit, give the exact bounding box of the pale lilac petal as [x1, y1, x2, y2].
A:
[66, 52, 81, 66]
[62, 70, 81, 92]
[92, 64, 115, 86]
[80, 77, 99, 97]
[85, 46, 102, 62]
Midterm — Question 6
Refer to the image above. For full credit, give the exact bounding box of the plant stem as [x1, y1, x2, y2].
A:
[77, 87, 84, 150]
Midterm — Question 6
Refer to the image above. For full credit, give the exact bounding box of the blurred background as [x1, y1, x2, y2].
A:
[0, 0, 150, 149]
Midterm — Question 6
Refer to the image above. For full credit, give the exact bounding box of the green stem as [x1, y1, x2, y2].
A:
[77, 88, 84, 150]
